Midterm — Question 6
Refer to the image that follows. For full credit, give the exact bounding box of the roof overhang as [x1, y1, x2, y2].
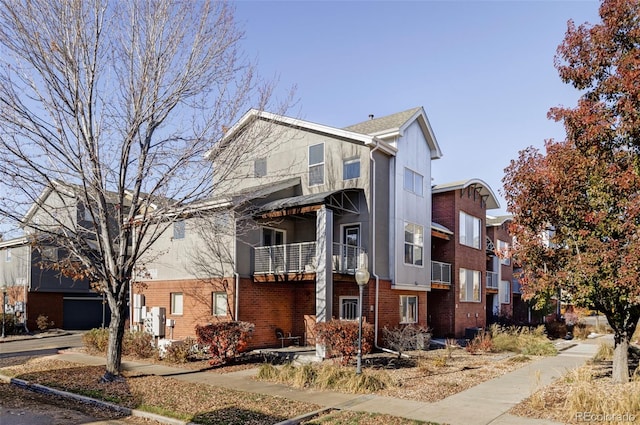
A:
[433, 178, 500, 210]
[257, 188, 363, 218]
[432, 221, 453, 240]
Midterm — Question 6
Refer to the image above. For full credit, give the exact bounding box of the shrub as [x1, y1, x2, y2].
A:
[545, 320, 568, 339]
[315, 320, 374, 365]
[36, 314, 54, 331]
[195, 321, 254, 366]
[382, 324, 431, 358]
[164, 337, 197, 364]
[0, 313, 19, 335]
[82, 328, 110, 353]
[490, 325, 557, 356]
[465, 329, 493, 354]
[123, 330, 156, 358]
[592, 342, 614, 362]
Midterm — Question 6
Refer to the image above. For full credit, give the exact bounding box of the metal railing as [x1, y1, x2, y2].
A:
[332, 243, 366, 274]
[431, 260, 451, 284]
[254, 242, 317, 274]
[487, 271, 499, 289]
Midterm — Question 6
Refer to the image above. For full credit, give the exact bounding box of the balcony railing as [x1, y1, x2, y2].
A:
[431, 260, 451, 285]
[487, 271, 499, 289]
[254, 242, 317, 274]
[254, 242, 366, 275]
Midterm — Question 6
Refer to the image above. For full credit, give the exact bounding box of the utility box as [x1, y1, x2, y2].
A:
[150, 306, 166, 337]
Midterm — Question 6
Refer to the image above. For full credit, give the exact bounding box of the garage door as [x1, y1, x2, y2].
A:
[63, 296, 110, 330]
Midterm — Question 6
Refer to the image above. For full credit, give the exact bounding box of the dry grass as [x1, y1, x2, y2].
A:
[512, 351, 640, 425]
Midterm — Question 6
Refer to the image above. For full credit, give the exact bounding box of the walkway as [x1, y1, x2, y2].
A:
[45, 339, 602, 425]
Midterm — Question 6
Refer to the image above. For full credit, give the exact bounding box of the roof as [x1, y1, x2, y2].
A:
[486, 215, 513, 226]
[257, 188, 363, 215]
[432, 178, 501, 210]
[431, 221, 453, 235]
[344, 107, 443, 159]
[206, 109, 397, 158]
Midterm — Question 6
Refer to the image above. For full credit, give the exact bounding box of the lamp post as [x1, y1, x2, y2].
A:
[1, 282, 7, 338]
[354, 267, 369, 375]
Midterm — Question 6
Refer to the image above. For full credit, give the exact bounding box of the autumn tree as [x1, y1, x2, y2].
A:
[503, 0, 640, 383]
[0, 0, 289, 381]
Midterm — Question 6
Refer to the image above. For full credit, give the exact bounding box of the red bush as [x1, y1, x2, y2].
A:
[315, 320, 374, 365]
[195, 321, 254, 366]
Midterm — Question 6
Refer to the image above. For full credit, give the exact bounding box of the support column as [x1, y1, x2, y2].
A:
[315, 205, 333, 358]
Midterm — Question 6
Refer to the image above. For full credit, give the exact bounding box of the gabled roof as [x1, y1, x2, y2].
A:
[344, 107, 443, 159]
[206, 109, 397, 158]
[432, 178, 500, 210]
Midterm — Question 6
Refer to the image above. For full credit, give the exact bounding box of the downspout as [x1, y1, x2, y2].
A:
[369, 141, 382, 349]
[24, 243, 31, 333]
[233, 213, 239, 321]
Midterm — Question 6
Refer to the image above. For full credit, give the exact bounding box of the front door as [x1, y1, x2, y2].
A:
[343, 225, 360, 272]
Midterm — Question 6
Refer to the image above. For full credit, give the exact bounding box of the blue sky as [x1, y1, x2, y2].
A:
[233, 0, 601, 214]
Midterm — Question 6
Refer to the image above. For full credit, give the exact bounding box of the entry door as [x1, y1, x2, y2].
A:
[343, 225, 360, 272]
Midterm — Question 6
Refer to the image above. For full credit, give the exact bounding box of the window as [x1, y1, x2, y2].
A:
[254, 158, 267, 177]
[404, 222, 424, 266]
[339, 296, 359, 320]
[41, 247, 58, 261]
[403, 167, 423, 196]
[262, 227, 285, 246]
[84, 205, 94, 222]
[459, 212, 482, 249]
[400, 295, 418, 323]
[308, 143, 324, 186]
[173, 220, 185, 240]
[497, 240, 511, 265]
[213, 292, 227, 316]
[5, 248, 11, 262]
[170, 292, 183, 315]
[459, 268, 481, 302]
[343, 158, 360, 180]
[499, 280, 510, 304]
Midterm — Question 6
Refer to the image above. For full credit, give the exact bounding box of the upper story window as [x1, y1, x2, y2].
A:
[41, 246, 58, 261]
[460, 211, 482, 249]
[499, 280, 510, 304]
[5, 248, 11, 262]
[308, 143, 324, 186]
[254, 158, 267, 178]
[497, 240, 511, 265]
[173, 220, 185, 240]
[403, 167, 423, 196]
[343, 158, 360, 180]
[404, 222, 424, 266]
[83, 205, 94, 222]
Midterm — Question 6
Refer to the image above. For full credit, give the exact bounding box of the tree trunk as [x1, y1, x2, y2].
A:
[612, 335, 630, 384]
[102, 300, 128, 382]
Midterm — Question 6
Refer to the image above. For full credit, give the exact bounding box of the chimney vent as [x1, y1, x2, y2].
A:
[368, 114, 374, 120]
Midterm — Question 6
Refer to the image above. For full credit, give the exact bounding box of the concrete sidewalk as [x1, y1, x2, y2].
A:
[47, 339, 602, 425]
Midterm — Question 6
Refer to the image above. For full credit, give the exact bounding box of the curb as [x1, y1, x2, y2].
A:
[273, 407, 336, 425]
[0, 373, 193, 425]
[0, 331, 72, 343]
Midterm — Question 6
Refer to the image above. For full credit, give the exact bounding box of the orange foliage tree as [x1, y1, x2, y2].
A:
[503, 0, 640, 383]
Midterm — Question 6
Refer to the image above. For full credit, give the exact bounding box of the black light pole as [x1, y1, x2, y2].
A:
[354, 268, 369, 375]
[1, 282, 7, 338]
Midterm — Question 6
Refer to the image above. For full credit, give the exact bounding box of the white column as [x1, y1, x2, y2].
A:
[315, 205, 333, 358]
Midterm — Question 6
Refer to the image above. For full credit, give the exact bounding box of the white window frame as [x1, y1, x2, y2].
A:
[308, 143, 324, 186]
[254, 158, 267, 178]
[170, 292, 183, 315]
[403, 167, 424, 196]
[459, 211, 482, 249]
[173, 220, 185, 240]
[339, 296, 359, 320]
[213, 292, 227, 316]
[342, 157, 360, 180]
[403, 222, 424, 267]
[459, 268, 481, 302]
[497, 240, 511, 265]
[261, 226, 286, 246]
[400, 295, 418, 324]
[499, 280, 511, 304]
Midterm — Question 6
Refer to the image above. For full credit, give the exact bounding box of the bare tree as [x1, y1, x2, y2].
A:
[0, 0, 290, 381]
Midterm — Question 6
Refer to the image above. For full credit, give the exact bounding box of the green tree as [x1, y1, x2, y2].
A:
[503, 0, 640, 383]
[0, 0, 288, 381]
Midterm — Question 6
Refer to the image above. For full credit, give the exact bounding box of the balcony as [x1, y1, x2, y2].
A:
[431, 260, 451, 289]
[486, 271, 499, 290]
[254, 242, 366, 277]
